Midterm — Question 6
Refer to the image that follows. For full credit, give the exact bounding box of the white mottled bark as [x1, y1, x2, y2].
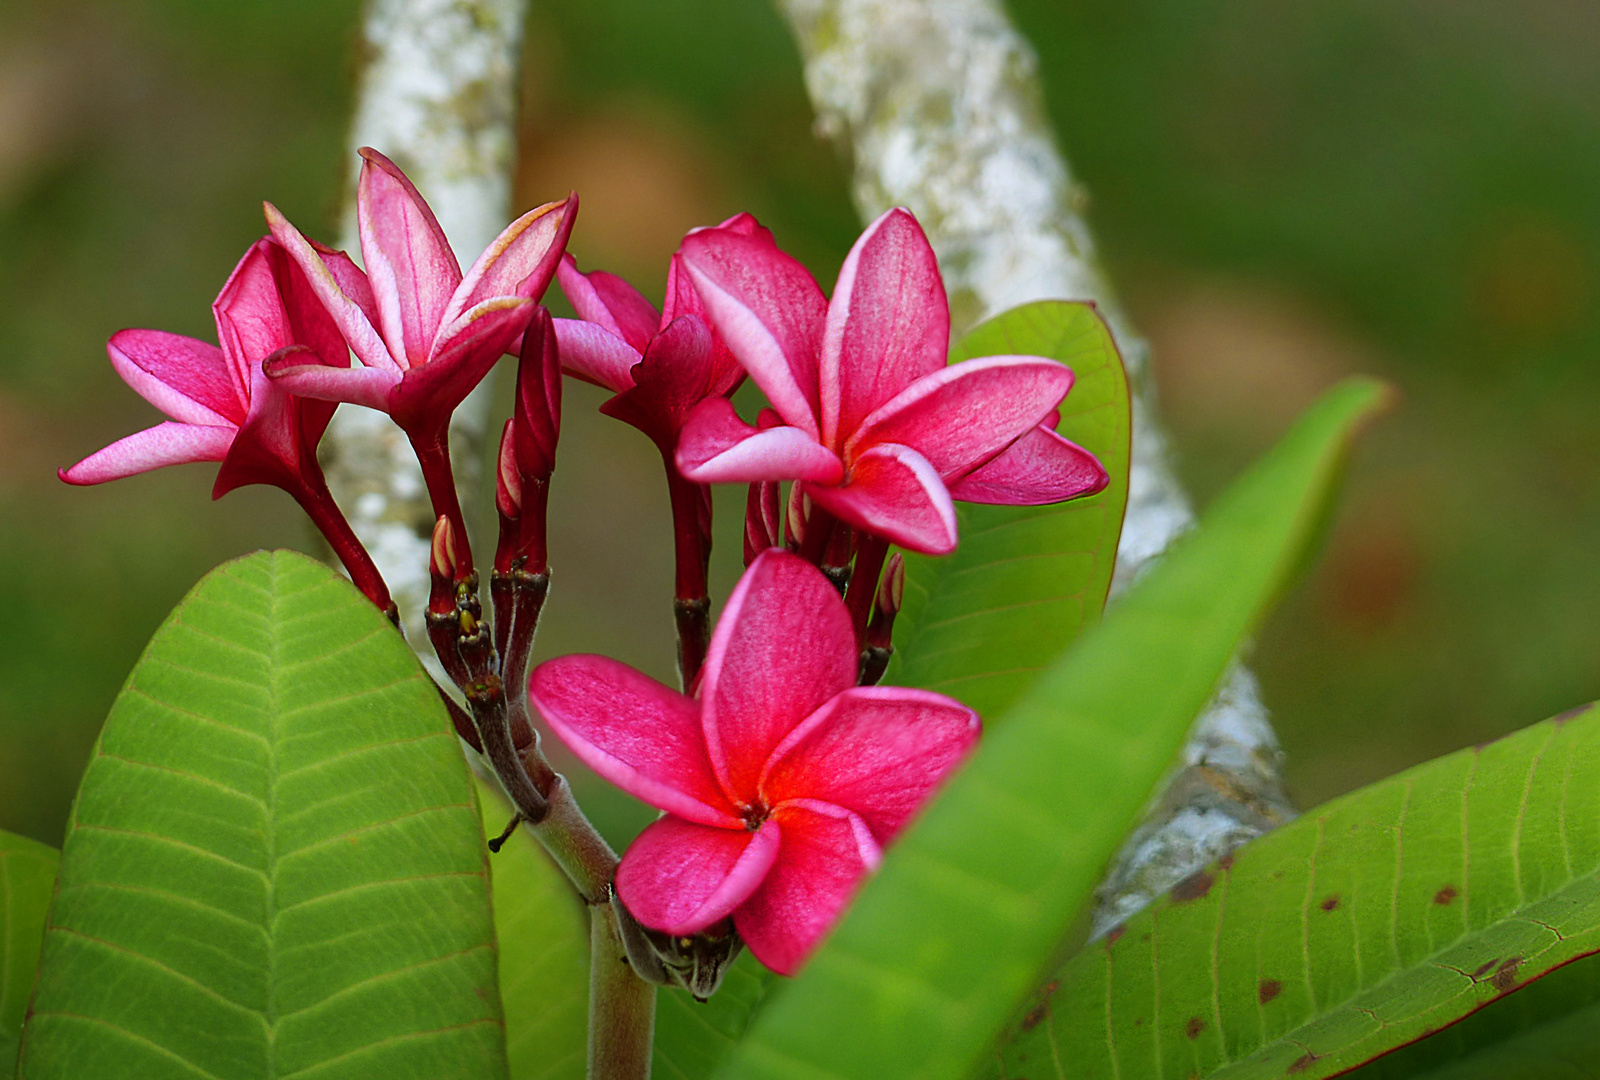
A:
[774, 0, 1295, 935]
[320, 0, 527, 648]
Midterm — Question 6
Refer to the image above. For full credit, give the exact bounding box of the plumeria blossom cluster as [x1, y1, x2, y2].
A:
[62, 150, 1108, 984]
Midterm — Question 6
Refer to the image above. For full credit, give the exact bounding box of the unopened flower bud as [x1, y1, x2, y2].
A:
[744, 481, 780, 565]
[868, 553, 905, 651]
[785, 484, 808, 549]
[513, 306, 561, 485]
[429, 515, 460, 616]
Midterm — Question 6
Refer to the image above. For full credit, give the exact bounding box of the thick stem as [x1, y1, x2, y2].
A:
[533, 776, 619, 903]
[665, 464, 711, 689]
[588, 900, 656, 1080]
[293, 477, 393, 613]
[796, 503, 836, 566]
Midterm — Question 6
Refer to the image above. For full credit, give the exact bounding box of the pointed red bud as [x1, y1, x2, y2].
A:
[494, 420, 522, 574]
[866, 552, 904, 652]
[513, 306, 561, 484]
[785, 484, 807, 549]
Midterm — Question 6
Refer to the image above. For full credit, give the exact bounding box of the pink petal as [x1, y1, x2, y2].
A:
[948, 424, 1109, 505]
[106, 330, 242, 427]
[446, 196, 575, 325]
[215, 360, 314, 498]
[262, 357, 398, 413]
[675, 398, 844, 485]
[312, 241, 382, 330]
[600, 313, 717, 446]
[616, 816, 781, 936]
[734, 800, 881, 976]
[356, 147, 463, 367]
[848, 355, 1073, 480]
[679, 226, 828, 438]
[264, 201, 396, 373]
[395, 296, 533, 434]
[556, 254, 660, 352]
[553, 318, 641, 395]
[213, 240, 349, 394]
[820, 208, 950, 448]
[529, 655, 741, 828]
[59, 422, 235, 486]
[759, 687, 979, 844]
[699, 551, 858, 806]
[806, 442, 959, 555]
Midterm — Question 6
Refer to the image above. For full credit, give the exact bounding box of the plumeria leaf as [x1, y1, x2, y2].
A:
[888, 301, 1131, 720]
[710, 377, 1389, 1080]
[1, 830, 58, 1073]
[16, 551, 508, 1080]
[479, 782, 587, 1080]
[994, 700, 1600, 1080]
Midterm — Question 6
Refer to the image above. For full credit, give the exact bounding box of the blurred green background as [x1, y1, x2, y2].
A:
[2, 0, 1596, 847]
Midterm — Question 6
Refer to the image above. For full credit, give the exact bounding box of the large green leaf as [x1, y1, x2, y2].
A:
[712, 378, 1390, 1080]
[890, 300, 1131, 720]
[999, 699, 1600, 1080]
[1, 831, 57, 1073]
[17, 550, 508, 1080]
[479, 782, 587, 1080]
[654, 955, 773, 1080]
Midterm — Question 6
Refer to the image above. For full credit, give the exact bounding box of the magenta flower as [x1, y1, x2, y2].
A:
[60, 237, 392, 609]
[528, 550, 979, 975]
[263, 148, 575, 566]
[553, 214, 767, 453]
[675, 208, 1108, 555]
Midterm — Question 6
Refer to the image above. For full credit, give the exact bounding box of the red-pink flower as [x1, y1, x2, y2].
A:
[552, 214, 769, 452]
[262, 149, 575, 444]
[675, 208, 1108, 555]
[528, 550, 979, 975]
[60, 237, 392, 608]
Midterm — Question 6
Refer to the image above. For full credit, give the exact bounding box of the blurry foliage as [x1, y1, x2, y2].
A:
[1, 0, 1598, 845]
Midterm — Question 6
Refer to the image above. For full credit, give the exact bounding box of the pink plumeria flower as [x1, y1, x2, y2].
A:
[528, 550, 980, 975]
[675, 208, 1109, 555]
[263, 148, 574, 443]
[553, 213, 767, 453]
[60, 237, 392, 608]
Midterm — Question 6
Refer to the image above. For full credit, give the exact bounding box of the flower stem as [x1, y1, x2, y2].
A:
[797, 503, 836, 566]
[665, 463, 711, 689]
[588, 899, 657, 1080]
[411, 432, 475, 574]
[292, 476, 394, 615]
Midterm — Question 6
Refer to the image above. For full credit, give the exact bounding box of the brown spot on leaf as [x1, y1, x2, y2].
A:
[1259, 979, 1282, 1003]
[1491, 957, 1523, 993]
[1171, 871, 1214, 903]
[1288, 1052, 1319, 1073]
[1186, 1016, 1205, 1040]
[1021, 1004, 1047, 1031]
[1554, 704, 1592, 726]
[1219, 853, 1235, 872]
[1106, 925, 1126, 946]
[1471, 959, 1498, 980]
[1434, 885, 1459, 905]
[1319, 894, 1340, 912]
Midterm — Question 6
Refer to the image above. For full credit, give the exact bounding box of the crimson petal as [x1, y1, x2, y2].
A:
[617, 816, 781, 936]
[806, 442, 959, 555]
[948, 423, 1109, 506]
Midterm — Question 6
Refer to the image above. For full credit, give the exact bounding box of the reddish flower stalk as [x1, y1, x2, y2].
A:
[59, 237, 392, 613]
[263, 148, 575, 576]
[843, 532, 889, 640]
[530, 550, 980, 975]
[677, 208, 1109, 555]
[743, 480, 781, 565]
[859, 553, 904, 687]
[554, 217, 774, 687]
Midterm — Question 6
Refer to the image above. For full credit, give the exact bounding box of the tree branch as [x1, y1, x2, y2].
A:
[322, 0, 528, 650]
[773, 0, 1295, 936]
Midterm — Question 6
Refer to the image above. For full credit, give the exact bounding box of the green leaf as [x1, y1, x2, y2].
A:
[712, 377, 1389, 1080]
[1, 831, 57, 1073]
[18, 550, 508, 1080]
[479, 781, 588, 1080]
[1000, 699, 1600, 1080]
[889, 300, 1131, 721]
